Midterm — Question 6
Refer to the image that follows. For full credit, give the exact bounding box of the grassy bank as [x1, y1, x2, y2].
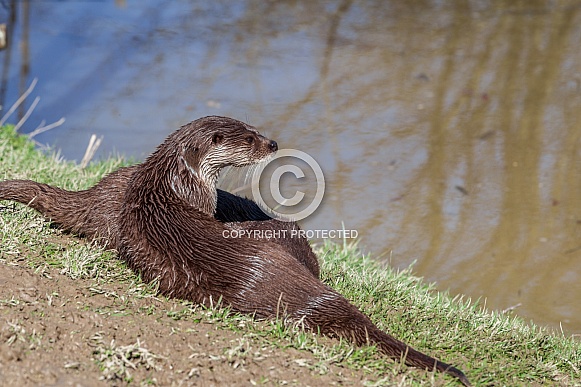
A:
[1, 125, 580, 386]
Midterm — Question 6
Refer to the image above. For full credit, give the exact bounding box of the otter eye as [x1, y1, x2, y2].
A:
[245, 136, 254, 144]
[212, 133, 224, 144]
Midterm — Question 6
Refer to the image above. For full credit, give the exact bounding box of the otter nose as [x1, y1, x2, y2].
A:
[269, 140, 278, 152]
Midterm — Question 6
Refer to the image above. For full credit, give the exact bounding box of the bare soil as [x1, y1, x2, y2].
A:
[0, 250, 383, 387]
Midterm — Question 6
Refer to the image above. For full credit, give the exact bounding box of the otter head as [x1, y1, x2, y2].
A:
[153, 116, 278, 215]
[177, 116, 277, 182]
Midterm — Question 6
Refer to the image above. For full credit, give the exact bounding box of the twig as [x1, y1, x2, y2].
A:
[28, 117, 65, 138]
[0, 77, 37, 127]
[80, 134, 103, 168]
[502, 303, 522, 313]
[12, 95, 39, 132]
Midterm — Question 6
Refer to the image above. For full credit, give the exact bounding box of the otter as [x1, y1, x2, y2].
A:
[0, 159, 319, 277]
[117, 116, 470, 385]
[0, 116, 470, 385]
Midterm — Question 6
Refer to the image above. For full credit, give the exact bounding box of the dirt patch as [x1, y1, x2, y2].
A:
[0, 256, 387, 386]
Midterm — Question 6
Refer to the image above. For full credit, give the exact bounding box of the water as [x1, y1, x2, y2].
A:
[1, 0, 581, 335]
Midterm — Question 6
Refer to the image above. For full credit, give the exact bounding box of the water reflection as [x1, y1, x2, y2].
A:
[1, 0, 580, 334]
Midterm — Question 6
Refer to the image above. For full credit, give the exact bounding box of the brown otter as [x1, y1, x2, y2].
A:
[0, 116, 470, 385]
[114, 116, 470, 385]
[0, 158, 319, 277]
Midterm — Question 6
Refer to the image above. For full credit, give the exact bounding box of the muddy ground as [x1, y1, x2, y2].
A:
[0, 246, 394, 387]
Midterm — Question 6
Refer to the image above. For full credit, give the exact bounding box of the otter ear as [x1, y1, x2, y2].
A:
[212, 133, 224, 145]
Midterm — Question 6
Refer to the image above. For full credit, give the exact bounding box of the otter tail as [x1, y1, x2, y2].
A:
[295, 291, 471, 386]
[0, 179, 71, 217]
[367, 323, 471, 386]
[0, 179, 101, 242]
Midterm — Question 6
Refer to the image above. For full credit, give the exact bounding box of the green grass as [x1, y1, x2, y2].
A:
[1, 124, 580, 386]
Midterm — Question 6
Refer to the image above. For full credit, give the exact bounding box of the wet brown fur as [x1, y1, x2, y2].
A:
[0, 167, 132, 249]
[0, 163, 318, 276]
[0, 116, 470, 385]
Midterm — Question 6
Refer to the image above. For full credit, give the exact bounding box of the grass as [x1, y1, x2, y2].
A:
[1, 124, 580, 386]
[90, 332, 165, 382]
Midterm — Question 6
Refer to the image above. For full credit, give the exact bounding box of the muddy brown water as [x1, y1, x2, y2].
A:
[1, 1, 580, 334]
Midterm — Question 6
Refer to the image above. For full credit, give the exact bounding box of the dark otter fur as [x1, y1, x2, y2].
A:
[0, 163, 319, 276]
[225, 219, 319, 278]
[215, 188, 271, 222]
[0, 167, 132, 249]
[1, 116, 470, 385]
